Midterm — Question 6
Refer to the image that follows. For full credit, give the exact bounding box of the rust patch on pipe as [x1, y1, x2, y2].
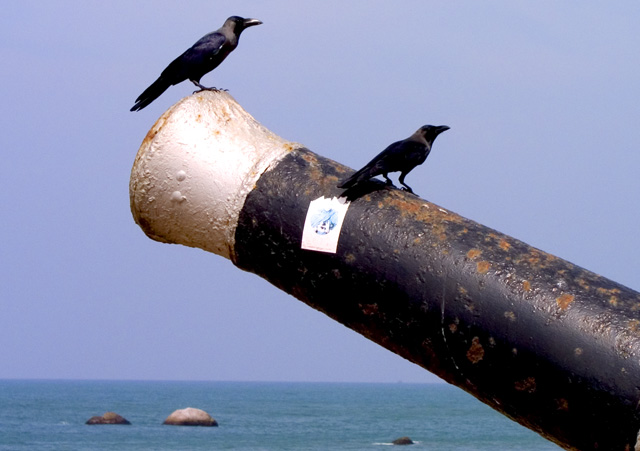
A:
[139, 112, 169, 149]
[477, 261, 491, 274]
[557, 294, 575, 310]
[514, 377, 536, 393]
[467, 248, 482, 259]
[555, 398, 569, 412]
[385, 195, 466, 227]
[597, 287, 622, 296]
[577, 278, 591, 290]
[466, 337, 484, 363]
[431, 223, 448, 242]
[360, 303, 379, 316]
[456, 285, 475, 313]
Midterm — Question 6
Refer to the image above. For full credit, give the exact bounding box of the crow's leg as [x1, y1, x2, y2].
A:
[398, 173, 414, 194]
[190, 80, 228, 93]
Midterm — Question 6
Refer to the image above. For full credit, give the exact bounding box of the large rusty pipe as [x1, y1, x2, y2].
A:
[130, 91, 640, 450]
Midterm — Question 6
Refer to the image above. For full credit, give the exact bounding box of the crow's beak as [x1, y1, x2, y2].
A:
[243, 18, 263, 28]
[436, 125, 450, 134]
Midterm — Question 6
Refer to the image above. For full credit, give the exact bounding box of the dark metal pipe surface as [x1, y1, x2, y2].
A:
[233, 148, 640, 451]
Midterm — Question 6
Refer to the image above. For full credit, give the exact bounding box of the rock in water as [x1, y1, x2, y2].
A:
[163, 407, 218, 426]
[392, 436, 414, 445]
[85, 412, 131, 425]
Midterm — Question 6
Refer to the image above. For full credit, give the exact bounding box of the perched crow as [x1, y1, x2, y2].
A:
[338, 125, 449, 194]
[130, 16, 262, 112]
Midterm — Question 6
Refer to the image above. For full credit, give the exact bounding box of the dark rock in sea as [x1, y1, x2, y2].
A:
[163, 407, 218, 426]
[85, 411, 131, 425]
[392, 436, 414, 445]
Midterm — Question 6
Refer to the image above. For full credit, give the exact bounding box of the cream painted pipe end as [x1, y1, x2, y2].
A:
[129, 90, 300, 259]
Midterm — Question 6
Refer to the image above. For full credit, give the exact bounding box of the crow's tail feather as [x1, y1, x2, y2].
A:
[130, 76, 171, 112]
[337, 166, 372, 190]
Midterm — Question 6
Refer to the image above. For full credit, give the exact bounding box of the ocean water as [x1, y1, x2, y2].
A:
[0, 380, 560, 450]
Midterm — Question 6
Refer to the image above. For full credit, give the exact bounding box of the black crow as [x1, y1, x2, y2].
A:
[130, 16, 262, 112]
[338, 125, 450, 194]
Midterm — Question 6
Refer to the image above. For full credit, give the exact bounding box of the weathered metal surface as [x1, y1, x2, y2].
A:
[233, 148, 640, 451]
[129, 91, 297, 258]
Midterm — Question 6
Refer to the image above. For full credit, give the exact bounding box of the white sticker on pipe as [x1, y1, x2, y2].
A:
[301, 196, 351, 253]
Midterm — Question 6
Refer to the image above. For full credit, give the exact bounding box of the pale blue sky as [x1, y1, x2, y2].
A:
[1, 1, 639, 383]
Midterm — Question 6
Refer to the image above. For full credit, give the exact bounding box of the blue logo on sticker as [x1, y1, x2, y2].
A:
[311, 208, 338, 235]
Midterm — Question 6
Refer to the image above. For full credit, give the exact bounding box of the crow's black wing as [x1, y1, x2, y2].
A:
[130, 32, 227, 111]
[338, 140, 405, 189]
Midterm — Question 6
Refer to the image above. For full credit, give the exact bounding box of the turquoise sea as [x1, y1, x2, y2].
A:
[0, 380, 560, 450]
